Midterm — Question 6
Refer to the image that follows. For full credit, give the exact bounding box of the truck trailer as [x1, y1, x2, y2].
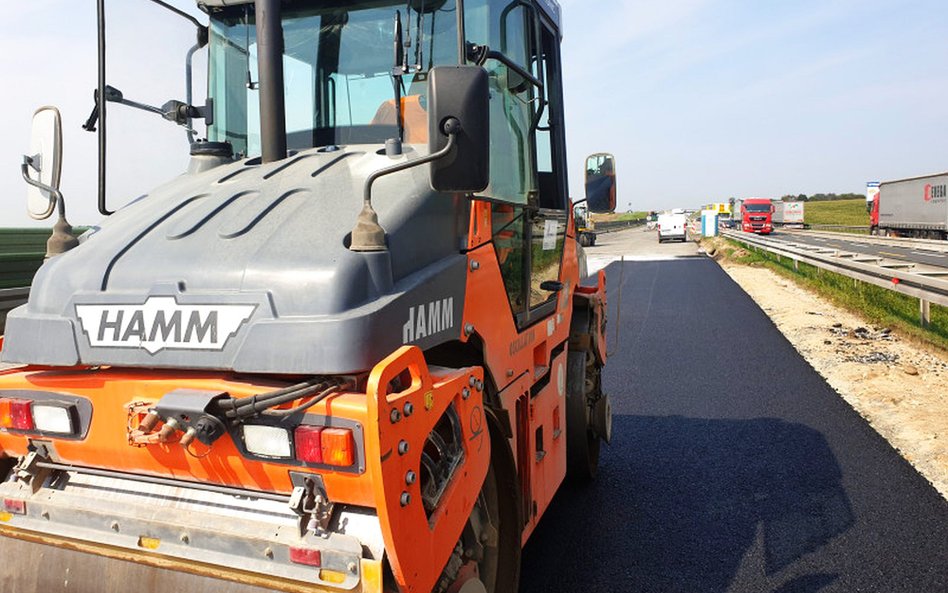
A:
[0, 1, 614, 592]
[772, 201, 804, 228]
[870, 173, 948, 239]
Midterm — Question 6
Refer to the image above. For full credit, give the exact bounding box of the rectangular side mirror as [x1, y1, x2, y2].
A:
[428, 66, 490, 193]
[584, 152, 617, 213]
[26, 106, 64, 220]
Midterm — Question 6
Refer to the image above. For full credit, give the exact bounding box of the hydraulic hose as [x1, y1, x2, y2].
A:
[216, 377, 349, 421]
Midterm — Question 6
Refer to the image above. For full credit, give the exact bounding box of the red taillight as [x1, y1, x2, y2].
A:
[294, 426, 355, 467]
[2, 498, 26, 515]
[294, 425, 324, 464]
[321, 428, 355, 467]
[0, 399, 34, 431]
[0, 400, 11, 428]
[289, 547, 322, 567]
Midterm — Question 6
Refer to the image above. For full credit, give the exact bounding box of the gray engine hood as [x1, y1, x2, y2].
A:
[2, 145, 470, 374]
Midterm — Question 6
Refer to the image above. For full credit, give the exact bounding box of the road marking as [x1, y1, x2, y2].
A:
[586, 254, 697, 274]
[878, 251, 903, 258]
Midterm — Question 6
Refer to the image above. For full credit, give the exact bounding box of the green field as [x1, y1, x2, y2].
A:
[590, 211, 648, 223]
[803, 198, 868, 227]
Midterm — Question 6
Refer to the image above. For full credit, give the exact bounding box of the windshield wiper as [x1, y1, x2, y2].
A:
[391, 10, 406, 143]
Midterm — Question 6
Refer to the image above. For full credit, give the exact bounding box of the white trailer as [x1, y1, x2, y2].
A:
[773, 201, 805, 227]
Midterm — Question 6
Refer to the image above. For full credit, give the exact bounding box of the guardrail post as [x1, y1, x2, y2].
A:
[920, 299, 931, 328]
[793, 259, 799, 271]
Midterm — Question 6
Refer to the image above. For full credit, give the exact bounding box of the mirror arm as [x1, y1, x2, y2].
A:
[113, 95, 165, 117]
[22, 156, 63, 220]
[474, 48, 544, 90]
[185, 42, 201, 143]
[466, 43, 547, 130]
[22, 156, 79, 257]
[351, 122, 460, 252]
[467, 44, 543, 89]
[364, 124, 459, 207]
[145, 0, 208, 43]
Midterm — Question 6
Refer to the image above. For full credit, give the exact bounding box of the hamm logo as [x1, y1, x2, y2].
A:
[402, 298, 454, 344]
[76, 297, 256, 354]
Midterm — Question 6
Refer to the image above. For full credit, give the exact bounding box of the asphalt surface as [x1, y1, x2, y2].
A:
[519, 255, 948, 593]
[767, 231, 948, 270]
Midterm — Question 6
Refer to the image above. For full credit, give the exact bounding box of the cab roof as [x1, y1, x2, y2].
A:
[198, 0, 562, 30]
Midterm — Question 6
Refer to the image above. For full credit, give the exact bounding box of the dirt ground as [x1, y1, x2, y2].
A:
[714, 254, 948, 499]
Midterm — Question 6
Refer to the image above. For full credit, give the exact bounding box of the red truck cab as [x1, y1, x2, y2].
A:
[741, 198, 775, 234]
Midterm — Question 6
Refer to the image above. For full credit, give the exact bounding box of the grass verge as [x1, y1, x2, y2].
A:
[591, 212, 648, 223]
[708, 237, 948, 350]
[804, 198, 868, 227]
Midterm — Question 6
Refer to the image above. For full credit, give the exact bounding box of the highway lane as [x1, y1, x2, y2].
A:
[768, 231, 948, 270]
[519, 252, 948, 592]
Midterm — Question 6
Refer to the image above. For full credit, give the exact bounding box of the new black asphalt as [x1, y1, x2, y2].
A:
[520, 257, 948, 593]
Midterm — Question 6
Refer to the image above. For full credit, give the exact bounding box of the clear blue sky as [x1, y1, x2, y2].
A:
[2, 0, 946, 226]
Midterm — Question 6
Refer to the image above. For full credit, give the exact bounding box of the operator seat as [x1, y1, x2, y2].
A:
[371, 94, 429, 144]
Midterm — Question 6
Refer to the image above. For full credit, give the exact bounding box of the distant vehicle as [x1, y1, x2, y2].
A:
[657, 213, 687, 242]
[738, 198, 774, 234]
[870, 173, 948, 239]
[574, 203, 597, 246]
[773, 201, 804, 228]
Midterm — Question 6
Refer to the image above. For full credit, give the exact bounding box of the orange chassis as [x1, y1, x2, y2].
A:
[0, 201, 607, 593]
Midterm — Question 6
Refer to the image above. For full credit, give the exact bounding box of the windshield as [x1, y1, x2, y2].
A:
[744, 203, 772, 212]
[207, 1, 459, 158]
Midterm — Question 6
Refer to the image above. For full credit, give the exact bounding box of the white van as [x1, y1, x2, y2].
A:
[657, 213, 687, 243]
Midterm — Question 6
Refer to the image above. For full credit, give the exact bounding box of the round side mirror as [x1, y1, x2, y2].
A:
[26, 106, 63, 220]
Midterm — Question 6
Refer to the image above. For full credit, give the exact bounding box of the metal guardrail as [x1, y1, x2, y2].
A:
[806, 224, 870, 233]
[786, 228, 948, 253]
[0, 287, 30, 333]
[0, 228, 49, 290]
[0, 288, 29, 310]
[722, 230, 948, 327]
[594, 219, 647, 233]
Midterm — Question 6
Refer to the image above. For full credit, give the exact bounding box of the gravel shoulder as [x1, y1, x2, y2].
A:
[717, 258, 948, 499]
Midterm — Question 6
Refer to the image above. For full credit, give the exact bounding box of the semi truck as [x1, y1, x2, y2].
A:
[869, 173, 948, 239]
[772, 201, 804, 228]
[737, 198, 774, 234]
[0, 1, 614, 592]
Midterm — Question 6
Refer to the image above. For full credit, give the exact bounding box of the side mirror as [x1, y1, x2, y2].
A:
[584, 152, 617, 213]
[428, 65, 490, 193]
[25, 106, 63, 220]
